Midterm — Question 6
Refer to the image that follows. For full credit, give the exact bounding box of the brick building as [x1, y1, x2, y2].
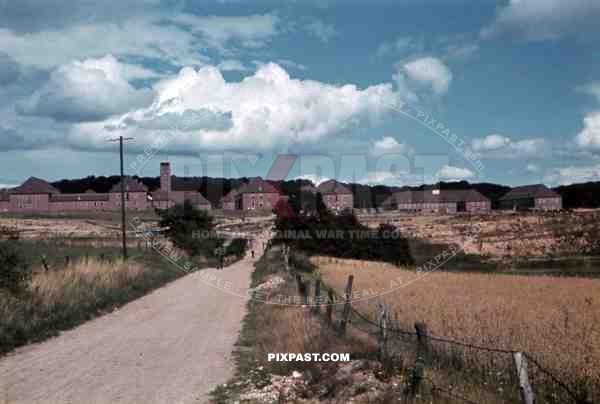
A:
[233, 179, 284, 211]
[381, 189, 491, 214]
[221, 191, 236, 210]
[8, 177, 59, 212]
[149, 162, 211, 210]
[0, 190, 10, 212]
[498, 184, 562, 211]
[0, 161, 211, 213]
[316, 180, 354, 212]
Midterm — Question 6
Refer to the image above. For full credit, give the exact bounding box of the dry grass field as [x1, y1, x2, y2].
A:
[314, 256, 600, 399]
[358, 210, 600, 259]
[0, 217, 123, 239]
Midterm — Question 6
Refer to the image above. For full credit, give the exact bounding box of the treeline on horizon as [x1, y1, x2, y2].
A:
[49, 176, 600, 210]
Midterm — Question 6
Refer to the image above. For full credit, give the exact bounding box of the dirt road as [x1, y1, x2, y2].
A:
[0, 256, 256, 404]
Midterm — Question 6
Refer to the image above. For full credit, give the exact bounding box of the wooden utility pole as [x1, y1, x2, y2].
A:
[119, 137, 127, 260]
[108, 135, 135, 261]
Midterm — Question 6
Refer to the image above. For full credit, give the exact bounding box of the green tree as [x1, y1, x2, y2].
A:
[157, 201, 222, 257]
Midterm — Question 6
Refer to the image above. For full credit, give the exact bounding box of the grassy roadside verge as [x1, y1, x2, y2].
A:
[211, 247, 379, 404]
[0, 249, 207, 355]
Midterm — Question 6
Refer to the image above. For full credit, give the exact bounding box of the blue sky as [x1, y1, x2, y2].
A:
[0, 0, 599, 188]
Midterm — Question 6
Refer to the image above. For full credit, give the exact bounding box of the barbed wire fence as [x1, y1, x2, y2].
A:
[287, 263, 596, 404]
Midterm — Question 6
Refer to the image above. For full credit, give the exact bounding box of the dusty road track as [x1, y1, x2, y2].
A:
[0, 257, 256, 404]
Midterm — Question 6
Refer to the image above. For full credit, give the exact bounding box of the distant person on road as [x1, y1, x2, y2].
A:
[215, 247, 225, 270]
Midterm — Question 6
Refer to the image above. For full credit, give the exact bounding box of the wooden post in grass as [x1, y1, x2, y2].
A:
[513, 352, 535, 404]
[409, 355, 425, 398]
[296, 274, 308, 305]
[303, 280, 309, 305]
[295, 274, 303, 293]
[339, 275, 354, 335]
[40, 256, 49, 272]
[326, 289, 334, 324]
[313, 280, 321, 313]
[415, 321, 429, 358]
[378, 303, 388, 361]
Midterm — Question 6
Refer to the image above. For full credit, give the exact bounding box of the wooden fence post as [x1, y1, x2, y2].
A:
[339, 275, 354, 335]
[40, 256, 49, 272]
[513, 352, 535, 404]
[295, 274, 308, 305]
[415, 321, 430, 359]
[326, 289, 334, 324]
[378, 303, 388, 361]
[313, 280, 321, 313]
[409, 356, 425, 399]
[303, 281, 310, 306]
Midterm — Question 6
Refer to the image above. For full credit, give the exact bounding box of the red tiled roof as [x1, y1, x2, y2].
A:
[238, 179, 283, 195]
[110, 178, 148, 193]
[317, 180, 352, 194]
[12, 177, 60, 194]
[386, 189, 489, 204]
[499, 184, 559, 201]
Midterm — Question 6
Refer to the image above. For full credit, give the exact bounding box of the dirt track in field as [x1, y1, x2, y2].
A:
[0, 256, 257, 404]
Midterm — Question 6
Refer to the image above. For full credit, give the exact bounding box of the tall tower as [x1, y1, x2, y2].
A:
[160, 162, 171, 192]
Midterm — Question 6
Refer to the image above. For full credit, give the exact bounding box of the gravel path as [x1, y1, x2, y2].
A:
[0, 256, 257, 404]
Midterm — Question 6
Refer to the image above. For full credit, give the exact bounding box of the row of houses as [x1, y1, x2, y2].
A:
[380, 184, 562, 213]
[221, 178, 354, 212]
[0, 162, 356, 214]
[0, 161, 562, 215]
[0, 162, 211, 213]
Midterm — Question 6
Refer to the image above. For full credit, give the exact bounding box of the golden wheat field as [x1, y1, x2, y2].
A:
[314, 256, 600, 391]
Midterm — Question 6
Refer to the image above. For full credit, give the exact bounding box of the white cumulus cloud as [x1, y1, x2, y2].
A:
[437, 165, 475, 180]
[544, 164, 600, 185]
[370, 136, 412, 156]
[394, 57, 452, 100]
[481, 0, 600, 41]
[472, 134, 544, 158]
[18, 55, 153, 122]
[575, 112, 600, 150]
[69, 62, 399, 152]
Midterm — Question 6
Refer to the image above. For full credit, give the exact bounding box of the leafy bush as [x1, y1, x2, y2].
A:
[157, 201, 222, 257]
[273, 201, 413, 266]
[0, 240, 31, 294]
